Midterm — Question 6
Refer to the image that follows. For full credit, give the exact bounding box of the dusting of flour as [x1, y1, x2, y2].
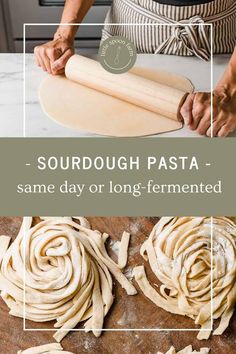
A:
[109, 240, 120, 256]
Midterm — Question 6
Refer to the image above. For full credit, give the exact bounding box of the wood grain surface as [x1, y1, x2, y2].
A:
[0, 217, 235, 354]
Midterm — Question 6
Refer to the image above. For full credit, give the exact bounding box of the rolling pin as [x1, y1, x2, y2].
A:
[65, 55, 188, 121]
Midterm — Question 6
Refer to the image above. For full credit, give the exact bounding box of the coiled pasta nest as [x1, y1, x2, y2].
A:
[134, 217, 236, 339]
[0, 217, 136, 342]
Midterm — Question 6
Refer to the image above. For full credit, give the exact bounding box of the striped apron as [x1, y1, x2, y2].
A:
[102, 0, 236, 60]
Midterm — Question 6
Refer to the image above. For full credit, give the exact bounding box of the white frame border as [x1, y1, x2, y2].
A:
[23, 23, 213, 138]
[23, 22, 214, 333]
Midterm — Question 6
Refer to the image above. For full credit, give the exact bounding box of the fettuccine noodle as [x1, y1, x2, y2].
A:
[17, 342, 73, 354]
[157, 345, 210, 354]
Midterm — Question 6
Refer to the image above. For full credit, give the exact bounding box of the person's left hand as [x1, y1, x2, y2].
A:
[180, 89, 236, 137]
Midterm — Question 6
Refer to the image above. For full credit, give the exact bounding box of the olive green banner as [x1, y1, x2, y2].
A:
[0, 138, 235, 216]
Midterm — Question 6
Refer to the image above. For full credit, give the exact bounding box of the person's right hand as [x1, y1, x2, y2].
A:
[34, 36, 74, 75]
[180, 89, 236, 137]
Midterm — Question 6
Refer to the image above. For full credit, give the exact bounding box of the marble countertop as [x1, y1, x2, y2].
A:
[0, 52, 235, 137]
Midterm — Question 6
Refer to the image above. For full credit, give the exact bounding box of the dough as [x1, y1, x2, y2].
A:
[134, 217, 236, 340]
[17, 342, 73, 354]
[39, 55, 194, 137]
[157, 345, 210, 354]
[0, 217, 137, 342]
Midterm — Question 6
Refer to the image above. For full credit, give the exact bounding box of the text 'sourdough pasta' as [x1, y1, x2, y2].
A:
[134, 217, 236, 339]
[0, 217, 137, 342]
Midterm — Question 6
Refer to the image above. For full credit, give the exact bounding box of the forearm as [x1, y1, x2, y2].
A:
[54, 0, 94, 41]
[216, 47, 236, 92]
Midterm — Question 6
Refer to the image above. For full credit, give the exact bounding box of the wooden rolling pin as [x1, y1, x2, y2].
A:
[65, 55, 188, 121]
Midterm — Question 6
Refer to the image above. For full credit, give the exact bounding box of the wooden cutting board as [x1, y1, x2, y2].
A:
[0, 217, 235, 354]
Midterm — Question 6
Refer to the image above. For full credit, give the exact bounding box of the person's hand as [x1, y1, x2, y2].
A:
[180, 92, 211, 136]
[212, 87, 236, 137]
[180, 89, 236, 137]
[34, 36, 74, 75]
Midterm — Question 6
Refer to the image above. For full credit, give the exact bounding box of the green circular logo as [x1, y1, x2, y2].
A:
[98, 36, 137, 74]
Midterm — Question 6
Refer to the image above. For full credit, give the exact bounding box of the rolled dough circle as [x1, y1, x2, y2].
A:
[39, 65, 194, 137]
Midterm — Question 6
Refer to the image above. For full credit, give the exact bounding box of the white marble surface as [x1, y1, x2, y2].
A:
[0, 52, 235, 137]
[0, 55, 23, 137]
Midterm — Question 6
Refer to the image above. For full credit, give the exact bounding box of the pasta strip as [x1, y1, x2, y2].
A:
[17, 342, 73, 354]
[157, 345, 210, 354]
[118, 231, 130, 269]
